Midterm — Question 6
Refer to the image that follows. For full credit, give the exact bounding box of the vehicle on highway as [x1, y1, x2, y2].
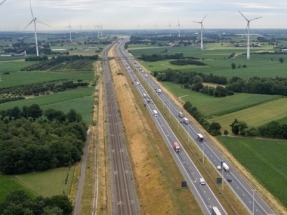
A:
[197, 133, 204, 142]
[199, 177, 206, 185]
[222, 162, 229, 171]
[157, 88, 162, 94]
[153, 109, 158, 117]
[173, 141, 180, 153]
[178, 111, 183, 118]
[227, 178, 232, 182]
[183, 117, 189, 125]
[211, 206, 222, 215]
[217, 165, 222, 171]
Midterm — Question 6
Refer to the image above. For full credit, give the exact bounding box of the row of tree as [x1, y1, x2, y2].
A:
[226, 76, 287, 96]
[0, 191, 72, 215]
[140, 53, 185, 62]
[183, 101, 221, 136]
[0, 105, 87, 174]
[169, 59, 206, 66]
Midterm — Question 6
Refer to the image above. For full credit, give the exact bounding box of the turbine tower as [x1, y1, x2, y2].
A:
[67, 23, 72, 43]
[0, 0, 8, 6]
[193, 15, 206, 50]
[24, 0, 49, 56]
[168, 23, 171, 36]
[239, 11, 262, 60]
[94, 25, 99, 38]
[176, 20, 181, 38]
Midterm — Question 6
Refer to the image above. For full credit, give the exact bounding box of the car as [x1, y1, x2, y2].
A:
[227, 178, 232, 182]
[199, 177, 205, 185]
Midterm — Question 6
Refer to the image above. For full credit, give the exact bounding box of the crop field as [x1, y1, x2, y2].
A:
[0, 60, 35, 73]
[162, 82, 280, 116]
[211, 97, 287, 132]
[131, 44, 287, 80]
[0, 87, 94, 123]
[0, 71, 93, 88]
[218, 136, 287, 207]
[15, 167, 74, 197]
[0, 174, 33, 202]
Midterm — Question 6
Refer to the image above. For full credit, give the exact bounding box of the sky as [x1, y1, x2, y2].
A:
[0, 0, 287, 31]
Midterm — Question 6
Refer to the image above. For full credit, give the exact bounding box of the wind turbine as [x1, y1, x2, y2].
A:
[0, 0, 8, 6]
[94, 25, 99, 38]
[239, 11, 262, 60]
[67, 23, 72, 42]
[24, 0, 49, 56]
[176, 20, 181, 38]
[193, 15, 206, 50]
[168, 23, 172, 36]
[100, 25, 103, 37]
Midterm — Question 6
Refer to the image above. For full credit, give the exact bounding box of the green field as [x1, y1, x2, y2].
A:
[0, 71, 93, 88]
[162, 82, 280, 117]
[218, 136, 287, 207]
[15, 167, 74, 197]
[130, 44, 287, 80]
[0, 60, 35, 73]
[211, 98, 287, 132]
[0, 87, 94, 123]
[0, 167, 74, 201]
[0, 174, 33, 202]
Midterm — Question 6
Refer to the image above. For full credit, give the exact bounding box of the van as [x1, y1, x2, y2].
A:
[199, 177, 205, 185]
[183, 117, 189, 125]
[153, 110, 158, 117]
[197, 133, 204, 142]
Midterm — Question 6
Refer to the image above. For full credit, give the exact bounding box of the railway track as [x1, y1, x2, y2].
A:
[102, 47, 139, 215]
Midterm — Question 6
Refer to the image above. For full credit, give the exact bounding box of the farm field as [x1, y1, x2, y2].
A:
[211, 97, 287, 132]
[0, 174, 33, 202]
[0, 87, 94, 123]
[130, 44, 287, 80]
[0, 71, 93, 88]
[218, 136, 287, 208]
[15, 167, 74, 197]
[0, 60, 35, 73]
[162, 82, 280, 117]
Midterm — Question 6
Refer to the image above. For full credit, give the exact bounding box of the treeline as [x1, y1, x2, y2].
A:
[183, 101, 221, 136]
[230, 119, 287, 139]
[154, 69, 228, 85]
[170, 59, 206, 66]
[154, 69, 231, 97]
[226, 76, 287, 96]
[140, 53, 185, 62]
[0, 80, 88, 104]
[0, 104, 87, 174]
[25, 55, 49, 61]
[22, 55, 98, 72]
[0, 191, 72, 215]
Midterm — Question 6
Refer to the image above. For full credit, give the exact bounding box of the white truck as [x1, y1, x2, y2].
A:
[222, 162, 229, 171]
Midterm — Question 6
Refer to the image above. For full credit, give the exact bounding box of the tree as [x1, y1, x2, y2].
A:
[279, 57, 284, 63]
[231, 63, 236, 69]
[223, 130, 228, 136]
[230, 119, 248, 135]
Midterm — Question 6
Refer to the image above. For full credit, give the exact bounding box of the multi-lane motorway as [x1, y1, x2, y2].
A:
[115, 39, 277, 215]
[114, 41, 227, 215]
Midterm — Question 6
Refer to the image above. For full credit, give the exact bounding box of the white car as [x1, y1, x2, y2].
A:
[199, 177, 205, 185]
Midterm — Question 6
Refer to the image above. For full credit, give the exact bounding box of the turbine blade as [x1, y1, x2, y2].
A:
[239, 11, 249, 21]
[24, 19, 34, 30]
[37, 20, 51, 27]
[250, 16, 262, 22]
[29, 0, 34, 18]
[193, 21, 201, 24]
[202, 14, 207, 22]
[0, 0, 8, 6]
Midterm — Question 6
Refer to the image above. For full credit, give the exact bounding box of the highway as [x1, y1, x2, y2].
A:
[114, 40, 227, 215]
[117, 39, 277, 215]
[102, 46, 139, 215]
